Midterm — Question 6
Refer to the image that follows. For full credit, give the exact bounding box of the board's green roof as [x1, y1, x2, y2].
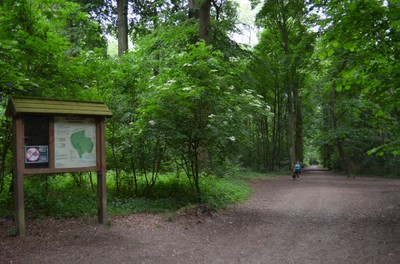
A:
[6, 96, 112, 117]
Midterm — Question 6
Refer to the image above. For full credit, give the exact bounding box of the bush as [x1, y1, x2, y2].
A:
[0, 169, 282, 220]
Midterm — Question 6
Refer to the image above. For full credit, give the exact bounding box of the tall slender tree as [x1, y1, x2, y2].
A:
[117, 0, 129, 55]
[253, 0, 315, 168]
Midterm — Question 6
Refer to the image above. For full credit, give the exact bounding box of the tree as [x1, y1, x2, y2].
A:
[315, 0, 400, 174]
[129, 20, 268, 200]
[117, 0, 129, 55]
[252, 0, 316, 169]
[0, 0, 110, 192]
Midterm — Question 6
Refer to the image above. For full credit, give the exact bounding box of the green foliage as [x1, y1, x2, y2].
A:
[1, 0, 399, 222]
[234, 167, 288, 180]
[0, 175, 13, 217]
[318, 0, 400, 156]
[0, 0, 107, 100]
[100, 20, 270, 200]
[0, 171, 259, 219]
[0, 108, 12, 193]
[200, 175, 252, 210]
[314, 1, 400, 173]
[248, 0, 317, 170]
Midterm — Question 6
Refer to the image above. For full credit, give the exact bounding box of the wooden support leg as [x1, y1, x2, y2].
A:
[97, 170, 107, 224]
[14, 172, 25, 236]
[13, 117, 25, 236]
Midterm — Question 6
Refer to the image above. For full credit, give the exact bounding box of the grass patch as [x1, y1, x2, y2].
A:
[232, 168, 288, 180]
[201, 175, 252, 210]
[0, 169, 286, 220]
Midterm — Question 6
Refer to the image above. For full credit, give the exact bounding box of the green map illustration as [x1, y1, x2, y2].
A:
[54, 117, 96, 168]
[70, 130, 95, 163]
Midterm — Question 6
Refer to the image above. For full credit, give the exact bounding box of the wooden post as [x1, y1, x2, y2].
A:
[13, 116, 25, 236]
[97, 118, 107, 224]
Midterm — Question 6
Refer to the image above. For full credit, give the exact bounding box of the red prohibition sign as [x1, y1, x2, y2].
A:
[26, 147, 40, 162]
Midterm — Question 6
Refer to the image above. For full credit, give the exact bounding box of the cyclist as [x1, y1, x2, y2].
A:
[293, 161, 302, 180]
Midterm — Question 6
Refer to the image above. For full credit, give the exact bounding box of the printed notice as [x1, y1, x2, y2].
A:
[54, 117, 96, 168]
[25, 146, 49, 164]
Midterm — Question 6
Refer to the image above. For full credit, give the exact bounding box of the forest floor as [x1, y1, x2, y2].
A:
[1, 167, 400, 264]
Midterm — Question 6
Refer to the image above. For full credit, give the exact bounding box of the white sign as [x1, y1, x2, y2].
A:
[54, 117, 96, 168]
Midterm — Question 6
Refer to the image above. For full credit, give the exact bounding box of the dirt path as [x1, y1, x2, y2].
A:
[1, 168, 400, 263]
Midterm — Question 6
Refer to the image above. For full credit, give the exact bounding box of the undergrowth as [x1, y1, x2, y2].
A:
[0, 169, 281, 220]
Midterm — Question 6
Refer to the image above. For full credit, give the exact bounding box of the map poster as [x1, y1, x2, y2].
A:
[54, 117, 97, 168]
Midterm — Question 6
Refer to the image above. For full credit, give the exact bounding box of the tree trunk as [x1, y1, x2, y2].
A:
[294, 84, 303, 163]
[261, 116, 269, 170]
[198, 0, 211, 44]
[188, 0, 211, 45]
[188, 0, 197, 19]
[287, 80, 296, 169]
[117, 0, 128, 56]
[271, 78, 282, 170]
[330, 82, 356, 177]
[278, 10, 296, 169]
[212, 0, 222, 20]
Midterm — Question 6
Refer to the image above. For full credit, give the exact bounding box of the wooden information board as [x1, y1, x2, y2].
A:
[6, 96, 112, 236]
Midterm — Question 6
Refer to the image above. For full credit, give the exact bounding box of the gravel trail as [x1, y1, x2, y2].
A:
[1, 167, 400, 263]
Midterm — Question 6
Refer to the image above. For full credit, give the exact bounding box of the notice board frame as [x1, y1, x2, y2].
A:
[6, 96, 112, 236]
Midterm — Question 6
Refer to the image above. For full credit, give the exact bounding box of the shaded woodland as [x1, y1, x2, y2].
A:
[1, 0, 399, 204]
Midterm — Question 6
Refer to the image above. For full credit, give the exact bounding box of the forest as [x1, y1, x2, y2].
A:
[0, 0, 399, 217]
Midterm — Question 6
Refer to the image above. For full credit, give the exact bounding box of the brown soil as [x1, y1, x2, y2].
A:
[1, 167, 400, 264]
